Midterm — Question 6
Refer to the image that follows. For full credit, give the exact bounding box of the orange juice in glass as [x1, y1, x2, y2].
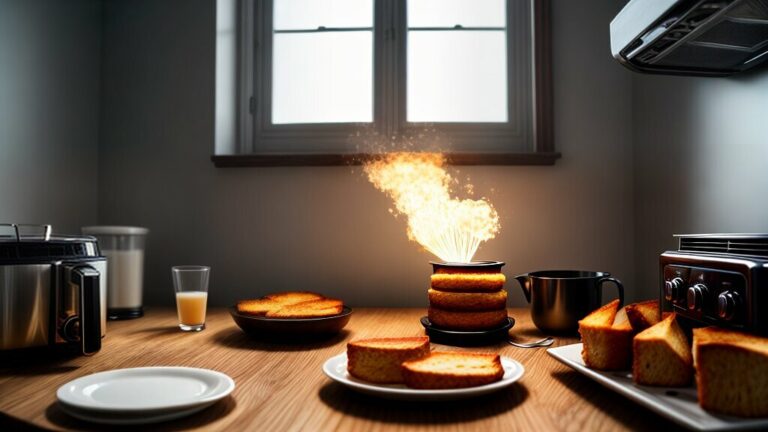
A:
[172, 266, 210, 331]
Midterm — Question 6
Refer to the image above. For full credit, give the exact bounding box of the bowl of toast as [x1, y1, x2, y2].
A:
[230, 291, 351, 339]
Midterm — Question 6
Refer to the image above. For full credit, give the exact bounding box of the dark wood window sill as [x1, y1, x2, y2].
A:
[211, 152, 561, 167]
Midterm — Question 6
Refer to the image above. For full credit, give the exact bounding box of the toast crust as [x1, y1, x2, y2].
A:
[264, 299, 343, 318]
[693, 327, 768, 417]
[578, 300, 633, 370]
[401, 351, 504, 389]
[347, 337, 431, 384]
[427, 288, 507, 311]
[625, 300, 662, 332]
[236, 291, 325, 316]
[427, 307, 508, 331]
[430, 273, 506, 292]
[632, 313, 693, 387]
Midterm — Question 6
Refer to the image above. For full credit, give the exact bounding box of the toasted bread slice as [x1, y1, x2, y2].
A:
[427, 307, 508, 331]
[236, 291, 325, 316]
[347, 337, 431, 384]
[632, 313, 692, 387]
[428, 288, 507, 311]
[693, 327, 768, 417]
[625, 300, 662, 332]
[578, 299, 633, 370]
[401, 351, 504, 389]
[430, 273, 506, 292]
[265, 298, 343, 318]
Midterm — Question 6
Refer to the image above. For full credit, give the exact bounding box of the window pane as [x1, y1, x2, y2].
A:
[272, 32, 373, 124]
[407, 31, 507, 123]
[274, 0, 372, 30]
[408, 0, 505, 28]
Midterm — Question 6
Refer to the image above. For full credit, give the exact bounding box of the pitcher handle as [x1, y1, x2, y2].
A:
[598, 277, 624, 308]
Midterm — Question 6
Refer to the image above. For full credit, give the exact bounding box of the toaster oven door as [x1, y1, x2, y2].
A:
[0, 264, 52, 350]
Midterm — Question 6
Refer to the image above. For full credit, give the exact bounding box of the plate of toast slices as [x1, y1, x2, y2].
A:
[323, 336, 524, 401]
[231, 291, 352, 338]
[548, 299, 768, 431]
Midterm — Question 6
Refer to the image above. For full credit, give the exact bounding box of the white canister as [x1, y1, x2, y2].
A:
[82, 226, 149, 320]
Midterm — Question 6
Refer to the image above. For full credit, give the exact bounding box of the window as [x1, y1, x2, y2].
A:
[213, 0, 556, 166]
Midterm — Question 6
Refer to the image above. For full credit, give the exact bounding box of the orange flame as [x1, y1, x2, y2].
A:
[364, 152, 500, 263]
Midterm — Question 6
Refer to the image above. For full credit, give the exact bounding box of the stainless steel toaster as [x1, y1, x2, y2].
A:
[0, 224, 107, 355]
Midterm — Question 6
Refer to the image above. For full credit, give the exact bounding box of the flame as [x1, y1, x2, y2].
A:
[364, 152, 500, 263]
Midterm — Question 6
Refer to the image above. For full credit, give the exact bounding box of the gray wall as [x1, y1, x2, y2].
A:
[633, 71, 768, 299]
[0, 0, 102, 233]
[98, 0, 637, 307]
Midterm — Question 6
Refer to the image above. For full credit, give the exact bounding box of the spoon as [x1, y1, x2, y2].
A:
[508, 336, 555, 348]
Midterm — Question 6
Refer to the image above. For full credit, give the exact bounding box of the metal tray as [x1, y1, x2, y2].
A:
[547, 343, 768, 431]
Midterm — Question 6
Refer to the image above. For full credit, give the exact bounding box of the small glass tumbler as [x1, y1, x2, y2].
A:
[172, 265, 210, 332]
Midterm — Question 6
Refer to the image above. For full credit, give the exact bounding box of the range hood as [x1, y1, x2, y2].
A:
[610, 0, 768, 76]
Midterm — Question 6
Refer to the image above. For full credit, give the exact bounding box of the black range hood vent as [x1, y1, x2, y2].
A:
[611, 0, 768, 76]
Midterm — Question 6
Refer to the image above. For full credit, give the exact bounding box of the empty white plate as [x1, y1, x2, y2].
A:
[57, 367, 235, 424]
[322, 353, 524, 401]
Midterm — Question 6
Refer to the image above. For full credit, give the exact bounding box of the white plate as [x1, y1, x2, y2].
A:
[56, 367, 235, 424]
[322, 353, 524, 401]
[548, 343, 768, 431]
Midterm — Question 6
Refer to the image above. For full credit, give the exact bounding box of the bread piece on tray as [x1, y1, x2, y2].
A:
[427, 307, 508, 331]
[625, 300, 663, 332]
[347, 337, 431, 384]
[427, 288, 507, 311]
[265, 298, 343, 318]
[236, 291, 325, 316]
[693, 327, 768, 417]
[632, 313, 693, 386]
[430, 273, 506, 292]
[401, 351, 504, 389]
[578, 299, 634, 370]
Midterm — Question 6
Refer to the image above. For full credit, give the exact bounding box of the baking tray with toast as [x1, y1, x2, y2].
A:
[548, 343, 768, 431]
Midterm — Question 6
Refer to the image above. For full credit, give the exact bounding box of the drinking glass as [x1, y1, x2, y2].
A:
[172, 266, 210, 332]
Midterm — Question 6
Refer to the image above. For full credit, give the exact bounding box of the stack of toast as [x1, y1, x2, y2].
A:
[428, 270, 508, 331]
[578, 298, 768, 417]
[347, 336, 504, 389]
[236, 291, 343, 318]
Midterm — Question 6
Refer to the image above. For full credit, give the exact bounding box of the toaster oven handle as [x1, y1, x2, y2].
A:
[71, 266, 102, 356]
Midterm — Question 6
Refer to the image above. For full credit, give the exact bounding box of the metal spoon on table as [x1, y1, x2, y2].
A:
[508, 336, 555, 348]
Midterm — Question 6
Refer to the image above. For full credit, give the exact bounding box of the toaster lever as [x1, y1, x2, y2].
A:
[70, 266, 102, 356]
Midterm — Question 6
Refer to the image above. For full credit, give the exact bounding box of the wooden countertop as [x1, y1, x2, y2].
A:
[0, 308, 685, 431]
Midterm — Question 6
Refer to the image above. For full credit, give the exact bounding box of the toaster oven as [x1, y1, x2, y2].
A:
[660, 234, 768, 336]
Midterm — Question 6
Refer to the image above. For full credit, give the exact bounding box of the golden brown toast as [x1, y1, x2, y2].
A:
[236, 291, 325, 316]
[401, 351, 504, 389]
[347, 337, 431, 384]
[632, 313, 692, 387]
[693, 327, 768, 417]
[625, 300, 662, 332]
[427, 307, 508, 331]
[578, 299, 634, 370]
[427, 288, 507, 311]
[430, 273, 506, 292]
[265, 298, 343, 318]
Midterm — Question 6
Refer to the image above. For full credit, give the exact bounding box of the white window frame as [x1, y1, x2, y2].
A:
[214, 0, 557, 166]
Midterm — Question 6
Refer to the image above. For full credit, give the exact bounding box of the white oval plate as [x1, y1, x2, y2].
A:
[57, 367, 235, 416]
[322, 353, 524, 401]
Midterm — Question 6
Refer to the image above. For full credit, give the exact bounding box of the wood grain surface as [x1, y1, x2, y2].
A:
[0, 308, 685, 431]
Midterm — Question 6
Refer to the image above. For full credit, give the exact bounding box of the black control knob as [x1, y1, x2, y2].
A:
[60, 315, 81, 342]
[687, 283, 709, 311]
[665, 277, 684, 301]
[717, 291, 739, 321]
